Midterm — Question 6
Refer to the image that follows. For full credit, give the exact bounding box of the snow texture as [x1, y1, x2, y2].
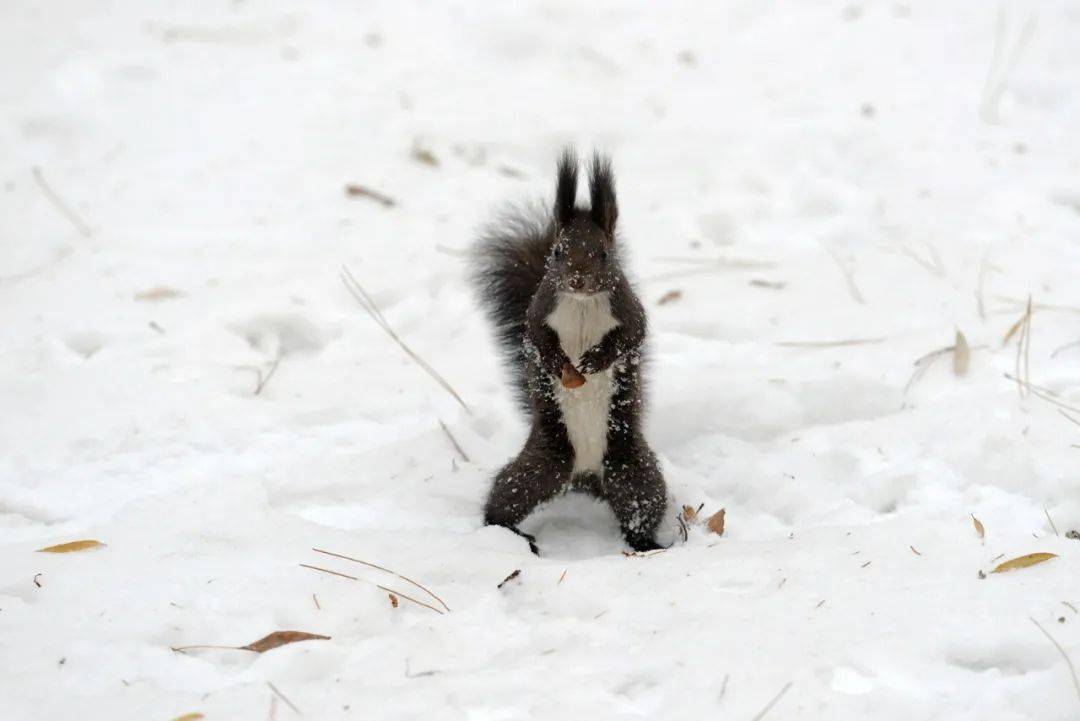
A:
[3, 1, 1080, 719]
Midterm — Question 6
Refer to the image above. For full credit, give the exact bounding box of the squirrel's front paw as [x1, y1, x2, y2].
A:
[577, 348, 613, 376]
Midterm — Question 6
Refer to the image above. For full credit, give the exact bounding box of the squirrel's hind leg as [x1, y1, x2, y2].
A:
[484, 435, 572, 554]
[601, 440, 668, 552]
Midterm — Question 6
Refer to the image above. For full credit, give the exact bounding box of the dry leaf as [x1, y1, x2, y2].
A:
[953, 330, 970, 375]
[240, 631, 330, 653]
[134, 286, 183, 302]
[388, 593, 399, 608]
[561, 363, 585, 389]
[657, 289, 683, 305]
[37, 540, 106, 553]
[706, 508, 726, 535]
[971, 514, 985, 540]
[170, 714, 204, 721]
[411, 146, 439, 167]
[991, 552, 1058, 574]
[682, 505, 699, 523]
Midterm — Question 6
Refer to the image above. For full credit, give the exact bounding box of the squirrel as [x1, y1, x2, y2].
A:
[471, 148, 668, 553]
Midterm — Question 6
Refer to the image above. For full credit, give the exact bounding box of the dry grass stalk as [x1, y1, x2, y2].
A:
[776, 337, 885, 348]
[996, 296, 1080, 315]
[32, 166, 92, 237]
[299, 563, 444, 614]
[437, 419, 470, 463]
[254, 357, 280, 395]
[1052, 339, 1080, 358]
[751, 681, 793, 721]
[1030, 617, 1080, 706]
[1006, 296, 1034, 397]
[897, 241, 945, 278]
[822, 245, 865, 305]
[266, 682, 302, 715]
[1046, 509, 1061, 537]
[312, 548, 450, 612]
[1004, 374, 1080, 415]
[341, 266, 469, 412]
[344, 183, 396, 207]
[1059, 409, 1080, 428]
[653, 255, 777, 270]
[981, 10, 1037, 123]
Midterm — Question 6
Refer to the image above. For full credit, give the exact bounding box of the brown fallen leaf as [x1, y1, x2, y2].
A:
[657, 289, 682, 305]
[706, 508, 726, 536]
[971, 514, 985, 541]
[953, 330, 970, 375]
[170, 714, 204, 721]
[134, 286, 184, 302]
[241, 631, 330, 653]
[561, 363, 586, 389]
[411, 145, 439, 167]
[991, 552, 1058, 574]
[388, 593, 399, 608]
[36, 540, 106, 553]
[682, 504, 700, 523]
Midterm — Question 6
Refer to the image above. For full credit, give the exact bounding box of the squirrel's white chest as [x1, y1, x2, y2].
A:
[545, 293, 620, 475]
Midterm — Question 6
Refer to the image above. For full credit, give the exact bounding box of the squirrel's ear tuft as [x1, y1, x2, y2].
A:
[589, 152, 618, 237]
[554, 148, 578, 227]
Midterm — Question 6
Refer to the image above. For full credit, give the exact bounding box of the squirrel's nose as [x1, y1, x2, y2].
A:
[568, 276, 585, 290]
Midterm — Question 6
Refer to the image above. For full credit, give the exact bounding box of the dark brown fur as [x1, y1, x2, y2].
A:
[471, 150, 667, 553]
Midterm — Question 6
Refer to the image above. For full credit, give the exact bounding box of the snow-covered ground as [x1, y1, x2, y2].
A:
[3, 1, 1080, 719]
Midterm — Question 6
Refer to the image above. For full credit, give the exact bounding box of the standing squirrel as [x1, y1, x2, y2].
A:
[471, 149, 668, 553]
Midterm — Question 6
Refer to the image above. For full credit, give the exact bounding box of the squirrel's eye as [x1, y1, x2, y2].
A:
[600, 250, 609, 262]
[553, 247, 562, 259]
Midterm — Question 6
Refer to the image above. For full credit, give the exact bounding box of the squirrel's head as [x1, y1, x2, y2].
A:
[548, 149, 619, 297]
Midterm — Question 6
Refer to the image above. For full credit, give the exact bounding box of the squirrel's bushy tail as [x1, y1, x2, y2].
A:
[471, 150, 580, 411]
[470, 202, 554, 411]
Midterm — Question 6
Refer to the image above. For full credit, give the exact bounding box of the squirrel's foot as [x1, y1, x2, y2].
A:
[503, 525, 540, 555]
[626, 535, 664, 553]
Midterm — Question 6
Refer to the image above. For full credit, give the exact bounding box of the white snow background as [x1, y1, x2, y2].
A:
[2, 1, 1080, 719]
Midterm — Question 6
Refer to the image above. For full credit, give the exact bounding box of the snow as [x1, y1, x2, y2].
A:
[3, 1, 1080, 719]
